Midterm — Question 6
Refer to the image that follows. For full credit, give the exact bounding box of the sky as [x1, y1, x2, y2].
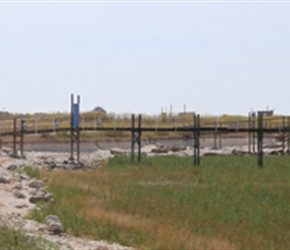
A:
[0, 1, 290, 116]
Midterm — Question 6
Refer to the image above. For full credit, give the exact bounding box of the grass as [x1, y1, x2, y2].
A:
[0, 223, 43, 250]
[23, 165, 41, 179]
[30, 155, 290, 249]
[0, 224, 62, 249]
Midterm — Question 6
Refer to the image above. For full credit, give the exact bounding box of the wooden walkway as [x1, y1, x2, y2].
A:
[1, 113, 290, 168]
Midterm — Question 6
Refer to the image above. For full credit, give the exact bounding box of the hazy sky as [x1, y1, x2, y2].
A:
[0, 1, 289, 116]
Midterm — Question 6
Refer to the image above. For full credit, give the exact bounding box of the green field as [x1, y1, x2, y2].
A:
[30, 155, 290, 250]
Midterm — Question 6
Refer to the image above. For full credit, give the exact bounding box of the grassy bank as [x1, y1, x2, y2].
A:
[0, 224, 42, 250]
[30, 155, 290, 249]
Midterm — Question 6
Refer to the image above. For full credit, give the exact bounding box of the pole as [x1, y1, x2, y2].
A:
[287, 117, 290, 156]
[138, 114, 142, 163]
[193, 114, 200, 166]
[252, 113, 256, 153]
[20, 119, 24, 158]
[193, 114, 197, 166]
[282, 116, 285, 155]
[13, 118, 17, 157]
[70, 94, 74, 161]
[197, 114, 200, 166]
[77, 95, 80, 162]
[214, 117, 217, 149]
[131, 114, 135, 164]
[248, 112, 252, 153]
[257, 112, 263, 168]
[219, 121, 222, 149]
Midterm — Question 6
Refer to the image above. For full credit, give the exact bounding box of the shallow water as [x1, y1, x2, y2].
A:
[3, 137, 277, 153]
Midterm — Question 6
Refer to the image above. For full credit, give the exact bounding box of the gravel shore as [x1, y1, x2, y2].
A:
[0, 150, 132, 250]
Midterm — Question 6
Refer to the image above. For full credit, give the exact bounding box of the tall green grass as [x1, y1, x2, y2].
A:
[0, 224, 43, 250]
[30, 155, 290, 249]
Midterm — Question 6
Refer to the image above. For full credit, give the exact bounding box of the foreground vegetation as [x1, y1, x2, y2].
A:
[30, 155, 290, 249]
[0, 224, 42, 250]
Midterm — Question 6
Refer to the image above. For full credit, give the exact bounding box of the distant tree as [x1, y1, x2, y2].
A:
[92, 106, 107, 113]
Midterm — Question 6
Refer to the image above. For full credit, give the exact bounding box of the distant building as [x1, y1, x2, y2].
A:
[92, 106, 107, 113]
[258, 110, 274, 116]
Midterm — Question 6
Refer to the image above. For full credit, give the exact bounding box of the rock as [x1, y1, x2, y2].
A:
[44, 193, 53, 202]
[14, 183, 23, 190]
[15, 204, 28, 209]
[1, 146, 13, 155]
[46, 215, 63, 233]
[44, 161, 56, 169]
[0, 175, 11, 184]
[9, 153, 20, 159]
[268, 150, 282, 155]
[29, 195, 44, 203]
[14, 191, 26, 199]
[231, 149, 247, 156]
[151, 148, 169, 154]
[203, 152, 219, 156]
[7, 164, 18, 171]
[47, 221, 63, 233]
[29, 180, 44, 189]
[110, 148, 126, 155]
[38, 226, 46, 232]
[24, 233, 37, 242]
[44, 160, 83, 170]
[66, 161, 84, 170]
[15, 173, 28, 180]
[169, 145, 186, 152]
[46, 215, 61, 223]
[29, 192, 52, 203]
[13, 173, 28, 180]
[29, 190, 37, 195]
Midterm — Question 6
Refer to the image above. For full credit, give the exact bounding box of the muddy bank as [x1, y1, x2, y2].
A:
[3, 137, 277, 153]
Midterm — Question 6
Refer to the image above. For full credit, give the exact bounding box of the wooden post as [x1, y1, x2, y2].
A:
[131, 114, 135, 164]
[282, 116, 285, 155]
[70, 94, 74, 161]
[193, 114, 200, 166]
[20, 119, 25, 158]
[287, 117, 290, 156]
[13, 118, 17, 156]
[213, 117, 217, 149]
[77, 95, 80, 162]
[197, 114, 200, 166]
[219, 121, 222, 149]
[257, 112, 263, 168]
[252, 113, 256, 153]
[193, 114, 197, 166]
[138, 114, 142, 163]
[248, 112, 252, 153]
